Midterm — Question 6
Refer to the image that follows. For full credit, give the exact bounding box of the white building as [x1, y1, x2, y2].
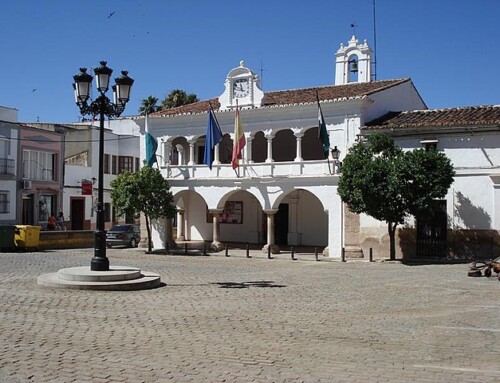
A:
[134, 37, 424, 259]
[362, 107, 500, 259]
[126, 35, 499, 261]
[63, 120, 140, 230]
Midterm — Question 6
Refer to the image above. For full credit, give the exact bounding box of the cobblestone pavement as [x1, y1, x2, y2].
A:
[0, 247, 499, 383]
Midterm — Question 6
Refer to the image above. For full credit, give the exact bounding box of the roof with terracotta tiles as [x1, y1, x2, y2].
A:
[364, 105, 500, 130]
[150, 78, 411, 117]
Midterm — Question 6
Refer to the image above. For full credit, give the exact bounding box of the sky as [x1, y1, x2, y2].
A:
[1, 0, 499, 123]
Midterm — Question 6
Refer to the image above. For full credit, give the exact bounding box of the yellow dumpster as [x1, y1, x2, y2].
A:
[14, 225, 41, 251]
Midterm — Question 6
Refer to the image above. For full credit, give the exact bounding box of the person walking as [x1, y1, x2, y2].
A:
[56, 212, 65, 231]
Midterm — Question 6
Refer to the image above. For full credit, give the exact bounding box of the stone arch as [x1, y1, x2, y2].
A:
[252, 131, 266, 163]
[216, 189, 265, 244]
[273, 129, 295, 162]
[272, 188, 328, 246]
[302, 127, 325, 161]
[171, 137, 188, 165]
[173, 190, 210, 241]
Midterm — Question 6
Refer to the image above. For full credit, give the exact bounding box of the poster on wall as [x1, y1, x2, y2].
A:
[39, 195, 52, 222]
[206, 201, 243, 224]
[221, 201, 243, 224]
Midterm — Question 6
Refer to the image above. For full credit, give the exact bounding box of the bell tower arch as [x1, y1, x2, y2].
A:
[335, 35, 372, 85]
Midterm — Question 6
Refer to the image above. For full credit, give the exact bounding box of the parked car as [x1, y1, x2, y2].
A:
[106, 224, 140, 248]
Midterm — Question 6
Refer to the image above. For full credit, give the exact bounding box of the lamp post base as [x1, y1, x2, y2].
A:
[91, 230, 109, 271]
[91, 256, 109, 271]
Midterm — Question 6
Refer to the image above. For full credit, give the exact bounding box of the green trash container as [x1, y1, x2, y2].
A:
[14, 225, 41, 251]
[0, 225, 16, 251]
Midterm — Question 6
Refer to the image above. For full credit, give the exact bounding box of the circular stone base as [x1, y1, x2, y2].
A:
[37, 266, 161, 291]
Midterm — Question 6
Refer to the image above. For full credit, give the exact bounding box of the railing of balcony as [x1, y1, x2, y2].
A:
[0, 158, 15, 175]
[160, 160, 334, 180]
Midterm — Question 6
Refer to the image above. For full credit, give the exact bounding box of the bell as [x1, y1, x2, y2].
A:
[349, 59, 358, 73]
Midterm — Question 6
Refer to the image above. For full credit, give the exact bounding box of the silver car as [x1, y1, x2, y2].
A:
[106, 224, 140, 248]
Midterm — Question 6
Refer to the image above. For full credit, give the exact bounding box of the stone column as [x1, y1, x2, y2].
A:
[264, 131, 275, 163]
[287, 195, 300, 245]
[261, 209, 280, 254]
[212, 143, 220, 166]
[177, 208, 185, 241]
[209, 209, 225, 251]
[293, 130, 304, 162]
[187, 137, 196, 166]
[163, 140, 172, 166]
[176, 144, 184, 166]
[245, 132, 253, 163]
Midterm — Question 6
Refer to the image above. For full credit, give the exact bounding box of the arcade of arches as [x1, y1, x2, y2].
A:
[171, 188, 328, 253]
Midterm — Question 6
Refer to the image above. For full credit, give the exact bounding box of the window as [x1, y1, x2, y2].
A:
[135, 157, 140, 172]
[118, 156, 134, 173]
[104, 154, 110, 174]
[111, 156, 117, 175]
[104, 203, 111, 222]
[0, 137, 10, 157]
[0, 191, 9, 213]
[23, 150, 56, 181]
[420, 139, 438, 152]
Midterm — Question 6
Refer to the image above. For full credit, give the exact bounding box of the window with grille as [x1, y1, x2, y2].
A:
[0, 191, 9, 213]
[104, 154, 110, 174]
[23, 150, 56, 181]
[118, 156, 134, 173]
[111, 156, 117, 174]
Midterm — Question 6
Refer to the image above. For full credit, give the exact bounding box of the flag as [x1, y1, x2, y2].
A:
[317, 99, 330, 158]
[231, 107, 246, 169]
[145, 113, 158, 167]
[203, 110, 223, 169]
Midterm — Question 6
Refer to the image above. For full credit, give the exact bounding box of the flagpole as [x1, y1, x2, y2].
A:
[235, 100, 240, 178]
[316, 90, 332, 174]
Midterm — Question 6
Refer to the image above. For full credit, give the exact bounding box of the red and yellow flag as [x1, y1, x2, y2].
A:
[231, 108, 246, 169]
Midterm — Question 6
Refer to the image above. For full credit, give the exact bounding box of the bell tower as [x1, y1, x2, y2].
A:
[335, 36, 372, 85]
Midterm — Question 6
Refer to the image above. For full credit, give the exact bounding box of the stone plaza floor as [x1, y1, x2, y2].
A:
[0, 247, 499, 382]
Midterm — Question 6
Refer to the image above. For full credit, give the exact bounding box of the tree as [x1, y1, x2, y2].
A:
[160, 89, 199, 110]
[110, 167, 177, 252]
[138, 96, 159, 115]
[337, 133, 455, 260]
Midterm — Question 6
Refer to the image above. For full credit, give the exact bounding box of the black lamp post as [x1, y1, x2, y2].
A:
[73, 61, 134, 271]
[331, 146, 340, 174]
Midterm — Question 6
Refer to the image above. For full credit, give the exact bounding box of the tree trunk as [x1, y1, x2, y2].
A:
[388, 222, 398, 260]
[145, 214, 152, 253]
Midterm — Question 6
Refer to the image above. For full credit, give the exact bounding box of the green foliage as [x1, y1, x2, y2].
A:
[138, 96, 159, 115]
[111, 167, 176, 251]
[338, 133, 455, 259]
[111, 167, 176, 220]
[160, 89, 199, 109]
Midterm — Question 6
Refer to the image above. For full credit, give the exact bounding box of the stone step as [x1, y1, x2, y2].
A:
[37, 266, 161, 291]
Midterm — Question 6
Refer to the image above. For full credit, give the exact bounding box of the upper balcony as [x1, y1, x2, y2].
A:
[157, 126, 341, 181]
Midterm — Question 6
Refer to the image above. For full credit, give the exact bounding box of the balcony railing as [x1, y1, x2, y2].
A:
[0, 158, 15, 175]
[160, 160, 335, 180]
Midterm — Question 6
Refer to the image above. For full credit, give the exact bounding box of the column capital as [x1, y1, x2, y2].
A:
[291, 127, 305, 138]
[209, 209, 224, 215]
[263, 209, 279, 216]
[186, 135, 198, 144]
[264, 129, 275, 140]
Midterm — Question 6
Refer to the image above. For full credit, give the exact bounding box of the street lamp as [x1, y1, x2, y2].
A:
[73, 61, 134, 271]
[330, 146, 341, 174]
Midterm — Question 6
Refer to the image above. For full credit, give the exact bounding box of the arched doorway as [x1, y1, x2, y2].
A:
[274, 189, 328, 247]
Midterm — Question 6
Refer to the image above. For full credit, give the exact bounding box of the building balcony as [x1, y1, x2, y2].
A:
[160, 160, 338, 181]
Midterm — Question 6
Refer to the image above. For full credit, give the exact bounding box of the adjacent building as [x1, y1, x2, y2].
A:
[63, 119, 140, 230]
